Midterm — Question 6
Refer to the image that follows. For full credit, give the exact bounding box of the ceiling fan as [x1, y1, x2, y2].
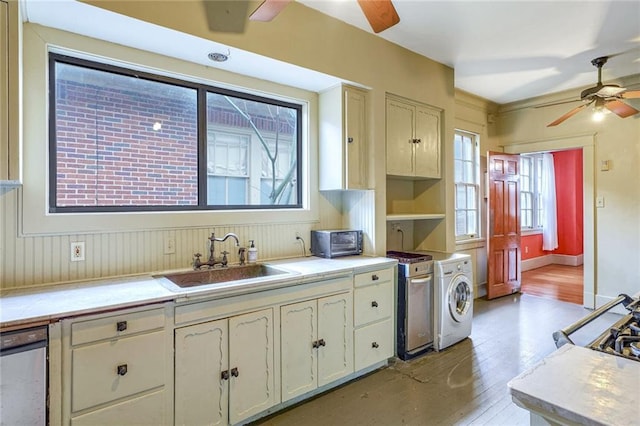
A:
[547, 56, 640, 127]
[250, 0, 400, 33]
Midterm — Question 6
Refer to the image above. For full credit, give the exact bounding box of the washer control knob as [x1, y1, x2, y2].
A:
[457, 263, 462, 271]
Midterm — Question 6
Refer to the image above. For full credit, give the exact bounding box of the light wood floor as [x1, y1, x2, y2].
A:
[521, 264, 583, 305]
[253, 293, 618, 426]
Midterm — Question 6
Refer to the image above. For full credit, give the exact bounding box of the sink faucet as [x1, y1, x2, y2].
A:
[193, 232, 241, 269]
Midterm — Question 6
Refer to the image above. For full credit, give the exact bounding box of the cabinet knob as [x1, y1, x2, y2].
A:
[117, 364, 128, 376]
[116, 321, 127, 332]
[371, 342, 379, 349]
[347, 137, 354, 144]
[221, 370, 229, 380]
[312, 340, 319, 349]
[318, 338, 326, 347]
[372, 274, 379, 281]
[415, 138, 422, 143]
[371, 301, 379, 308]
[231, 367, 239, 378]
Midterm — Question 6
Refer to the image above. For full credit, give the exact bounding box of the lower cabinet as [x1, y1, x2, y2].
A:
[280, 292, 354, 402]
[174, 308, 276, 426]
[59, 305, 172, 426]
[353, 268, 395, 371]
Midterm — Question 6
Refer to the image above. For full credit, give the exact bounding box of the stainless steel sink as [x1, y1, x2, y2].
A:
[159, 264, 291, 289]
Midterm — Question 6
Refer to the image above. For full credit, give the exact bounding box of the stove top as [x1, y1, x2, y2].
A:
[589, 299, 640, 362]
[386, 251, 433, 264]
[556, 294, 640, 362]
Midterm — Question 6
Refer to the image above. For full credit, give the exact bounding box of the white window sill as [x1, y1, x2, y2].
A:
[456, 238, 486, 250]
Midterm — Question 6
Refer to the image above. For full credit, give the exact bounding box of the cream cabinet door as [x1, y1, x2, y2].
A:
[174, 319, 228, 426]
[386, 98, 415, 177]
[317, 293, 353, 386]
[229, 308, 276, 424]
[345, 87, 367, 189]
[414, 105, 441, 178]
[280, 300, 318, 402]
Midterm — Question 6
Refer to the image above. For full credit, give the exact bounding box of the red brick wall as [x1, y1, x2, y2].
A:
[55, 80, 199, 206]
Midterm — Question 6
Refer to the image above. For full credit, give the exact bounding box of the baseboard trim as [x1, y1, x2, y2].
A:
[522, 254, 583, 271]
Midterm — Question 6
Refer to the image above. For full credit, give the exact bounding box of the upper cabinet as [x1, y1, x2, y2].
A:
[319, 84, 369, 190]
[0, 0, 20, 187]
[386, 96, 442, 179]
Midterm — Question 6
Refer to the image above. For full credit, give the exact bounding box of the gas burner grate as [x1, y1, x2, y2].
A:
[386, 251, 433, 264]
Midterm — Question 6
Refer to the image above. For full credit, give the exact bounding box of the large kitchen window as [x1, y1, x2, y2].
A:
[49, 53, 302, 213]
[454, 130, 480, 240]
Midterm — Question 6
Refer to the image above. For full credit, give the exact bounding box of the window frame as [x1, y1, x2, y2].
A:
[454, 129, 481, 241]
[48, 52, 303, 213]
[520, 153, 544, 231]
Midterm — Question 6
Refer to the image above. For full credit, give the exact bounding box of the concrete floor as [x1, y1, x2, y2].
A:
[253, 293, 620, 426]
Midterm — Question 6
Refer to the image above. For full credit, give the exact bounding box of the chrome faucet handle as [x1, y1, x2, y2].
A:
[238, 247, 246, 265]
[221, 251, 229, 267]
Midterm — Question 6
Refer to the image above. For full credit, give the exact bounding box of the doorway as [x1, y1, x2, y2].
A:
[503, 134, 594, 308]
[520, 149, 584, 305]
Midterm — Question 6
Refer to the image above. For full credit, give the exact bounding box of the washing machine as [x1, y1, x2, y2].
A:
[419, 251, 474, 351]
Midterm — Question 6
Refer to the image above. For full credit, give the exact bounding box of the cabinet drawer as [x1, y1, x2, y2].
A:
[354, 319, 393, 371]
[72, 331, 165, 412]
[354, 268, 393, 288]
[71, 389, 166, 426]
[354, 281, 393, 327]
[71, 308, 165, 346]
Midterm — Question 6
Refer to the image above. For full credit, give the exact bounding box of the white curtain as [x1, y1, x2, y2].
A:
[541, 153, 558, 251]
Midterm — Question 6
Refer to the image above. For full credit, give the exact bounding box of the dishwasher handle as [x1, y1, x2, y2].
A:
[410, 276, 432, 285]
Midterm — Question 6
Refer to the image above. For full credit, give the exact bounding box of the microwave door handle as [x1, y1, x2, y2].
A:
[411, 277, 432, 285]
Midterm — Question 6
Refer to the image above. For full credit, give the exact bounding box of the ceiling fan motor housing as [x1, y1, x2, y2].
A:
[580, 84, 625, 100]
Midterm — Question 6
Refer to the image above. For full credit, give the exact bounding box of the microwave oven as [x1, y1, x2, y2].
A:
[310, 230, 363, 258]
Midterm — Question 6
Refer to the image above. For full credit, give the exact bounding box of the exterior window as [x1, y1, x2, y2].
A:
[49, 53, 302, 212]
[454, 130, 480, 240]
[520, 153, 544, 230]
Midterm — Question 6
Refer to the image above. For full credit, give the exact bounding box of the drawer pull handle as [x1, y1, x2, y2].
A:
[318, 338, 326, 347]
[117, 364, 128, 376]
[231, 367, 239, 378]
[371, 301, 379, 308]
[116, 321, 127, 332]
[221, 370, 229, 380]
[371, 342, 379, 349]
[372, 274, 379, 281]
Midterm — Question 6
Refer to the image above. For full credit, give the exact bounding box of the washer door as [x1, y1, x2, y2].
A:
[448, 275, 472, 322]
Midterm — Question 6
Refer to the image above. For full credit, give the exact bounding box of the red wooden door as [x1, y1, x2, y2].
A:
[487, 152, 521, 299]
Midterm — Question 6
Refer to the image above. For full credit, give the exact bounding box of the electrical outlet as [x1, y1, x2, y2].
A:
[391, 223, 400, 231]
[70, 242, 85, 262]
[164, 237, 176, 255]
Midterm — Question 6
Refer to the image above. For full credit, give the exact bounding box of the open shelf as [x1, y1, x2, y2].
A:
[386, 213, 445, 221]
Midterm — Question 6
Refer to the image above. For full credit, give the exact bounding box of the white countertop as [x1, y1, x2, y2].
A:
[508, 344, 640, 425]
[0, 256, 396, 329]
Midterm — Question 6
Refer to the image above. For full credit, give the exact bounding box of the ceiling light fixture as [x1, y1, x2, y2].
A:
[592, 98, 610, 123]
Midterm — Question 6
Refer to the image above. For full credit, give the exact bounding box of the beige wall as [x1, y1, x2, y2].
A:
[453, 90, 500, 297]
[497, 74, 640, 308]
[1, 2, 454, 289]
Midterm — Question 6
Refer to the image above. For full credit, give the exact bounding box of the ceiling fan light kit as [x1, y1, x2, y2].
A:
[547, 56, 640, 127]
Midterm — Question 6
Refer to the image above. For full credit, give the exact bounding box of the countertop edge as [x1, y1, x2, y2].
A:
[0, 256, 397, 329]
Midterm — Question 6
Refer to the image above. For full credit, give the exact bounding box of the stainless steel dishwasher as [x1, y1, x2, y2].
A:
[0, 325, 48, 425]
